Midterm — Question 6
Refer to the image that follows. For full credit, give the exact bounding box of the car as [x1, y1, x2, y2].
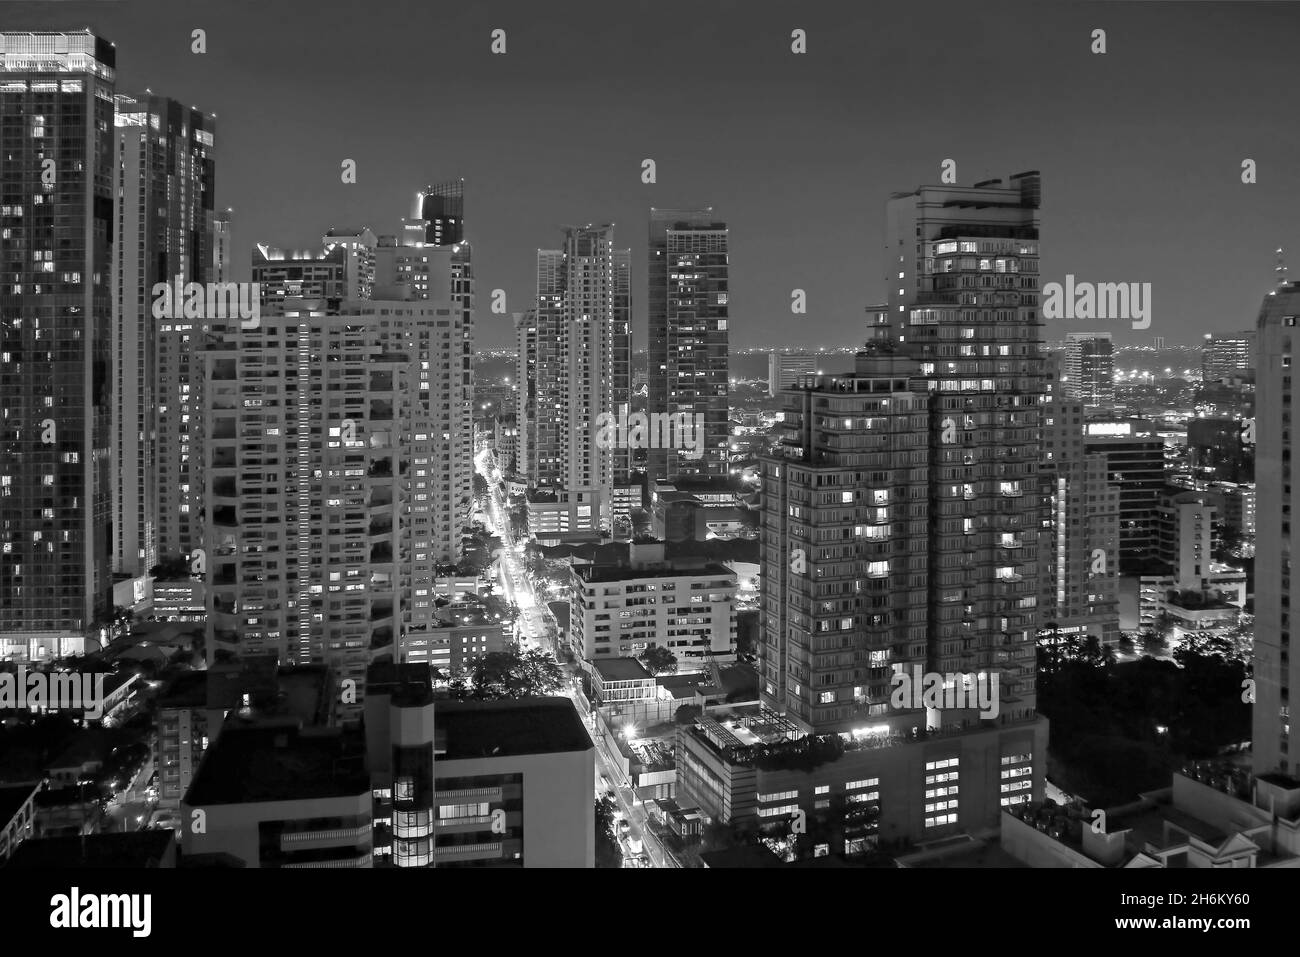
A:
[618, 819, 631, 833]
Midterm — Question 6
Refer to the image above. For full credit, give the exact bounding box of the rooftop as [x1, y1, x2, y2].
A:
[366, 661, 433, 708]
[574, 561, 734, 585]
[593, 658, 653, 682]
[185, 727, 368, 806]
[435, 697, 592, 760]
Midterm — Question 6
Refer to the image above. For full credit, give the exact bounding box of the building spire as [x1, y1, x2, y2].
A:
[1277, 247, 1288, 287]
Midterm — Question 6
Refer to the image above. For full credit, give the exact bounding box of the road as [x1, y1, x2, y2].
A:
[473, 449, 677, 867]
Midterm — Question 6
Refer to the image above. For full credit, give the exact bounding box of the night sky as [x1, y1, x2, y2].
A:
[7, 0, 1300, 350]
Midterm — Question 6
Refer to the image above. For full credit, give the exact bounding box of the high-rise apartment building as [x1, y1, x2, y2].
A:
[706, 174, 1048, 849]
[1038, 358, 1121, 648]
[202, 263, 466, 713]
[413, 182, 475, 526]
[251, 230, 376, 312]
[1062, 332, 1115, 408]
[1253, 280, 1300, 778]
[0, 31, 117, 657]
[514, 310, 537, 481]
[647, 209, 729, 480]
[880, 172, 1045, 724]
[525, 226, 630, 538]
[1203, 331, 1256, 383]
[111, 94, 215, 575]
[767, 352, 817, 397]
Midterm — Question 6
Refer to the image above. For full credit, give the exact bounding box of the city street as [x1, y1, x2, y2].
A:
[474, 448, 677, 867]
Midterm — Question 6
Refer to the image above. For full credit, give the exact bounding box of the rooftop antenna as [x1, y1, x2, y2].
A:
[1277, 247, 1288, 288]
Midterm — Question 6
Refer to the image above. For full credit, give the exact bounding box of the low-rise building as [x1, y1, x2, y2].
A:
[1002, 762, 1300, 868]
[569, 542, 737, 665]
[182, 724, 373, 868]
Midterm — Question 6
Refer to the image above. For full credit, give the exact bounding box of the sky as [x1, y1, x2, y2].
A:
[7, 0, 1300, 350]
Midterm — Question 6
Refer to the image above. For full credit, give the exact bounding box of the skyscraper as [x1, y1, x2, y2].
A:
[111, 93, 215, 575]
[514, 310, 537, 481]
[881, 172, 1045, 724]
[526, 226, 630, 538]
[1253, 280, 1300, 778]
[1062, 331, 1115, 408]
[1038, 357, 1121, 649]
[416, 182, 475, 531]
[647, 209, 729, 480]
[727, 175, 1047, 846]
[201, 290, 463, 715]
[0, 31, 117, 657]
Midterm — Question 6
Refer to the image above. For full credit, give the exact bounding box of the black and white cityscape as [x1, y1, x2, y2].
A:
[0, 0, 1295, 915]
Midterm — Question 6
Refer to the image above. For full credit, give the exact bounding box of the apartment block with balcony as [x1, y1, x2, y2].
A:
[201, 290, 465, 716]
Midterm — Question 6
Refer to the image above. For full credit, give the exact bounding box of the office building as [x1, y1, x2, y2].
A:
[1083, 419, 1166, 571]
[647, 208, 729, 480]
[1203, 331, 1256, 383]
[767, 352, 817, 397]
[1062, 332, 1115, 408]
[112, 93, 215, 575]
[0, 31, 117, 659]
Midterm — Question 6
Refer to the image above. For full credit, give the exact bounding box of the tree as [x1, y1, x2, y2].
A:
[450, 649, 564, 700]
[674, 704, 702, 725]
[639, 643, 677, 677]
[594, 797, 622, 868]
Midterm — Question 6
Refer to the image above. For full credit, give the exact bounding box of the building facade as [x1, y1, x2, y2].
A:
[112, 93, 215, 575]
[647, 208, 729, 481]
[0, 31, 117, 656]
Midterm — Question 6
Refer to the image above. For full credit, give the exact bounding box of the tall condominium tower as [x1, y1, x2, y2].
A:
[881, 171, 1045, 723]
[414, 182, 474, 521]
[0, 31, 117, 657]
[1062, 332, 1115, 408]
[1254, 280, 1300, 778]
[647, 209, 729, 481]
[1202, 331, 1256, 383]
[728, 175, 1048, 847]
[202, 288, 464, 715]
[1038, 356, 1121, 649]
[761, 350, 932, 731]
[112, 94, 215, 575]
[527, 226, 631, 537]
[514, 310, 537, 481]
